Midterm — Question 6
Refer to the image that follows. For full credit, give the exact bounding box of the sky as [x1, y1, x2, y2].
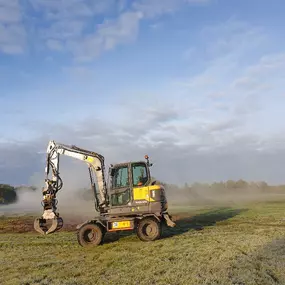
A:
[0, 0, 285, 187]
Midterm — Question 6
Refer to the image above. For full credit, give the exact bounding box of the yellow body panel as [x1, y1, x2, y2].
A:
[86, 156, 94, 163]
[133, 185, 161, 202]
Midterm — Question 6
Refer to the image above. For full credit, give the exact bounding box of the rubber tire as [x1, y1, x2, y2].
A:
[137, 218, 161, 242]
[77, 223, 104, 247]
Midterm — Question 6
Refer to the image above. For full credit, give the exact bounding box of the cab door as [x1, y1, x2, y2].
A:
[109, 163, 133, 212]
[131, 162, 152, 212]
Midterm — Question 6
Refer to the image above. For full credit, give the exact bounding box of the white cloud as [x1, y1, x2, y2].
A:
[132, 0, 181, 18]
[0, 0, 213, 57]
[70, 11, 143, 61]
[149, 22, 164, 30]
[24, 0, 143, 59]
[132, 0, 209, 18]
[13, 0, 211, 60]
[61, 65, 96, 82]
[232, 77, 261, 90]
[40, 20, 86, 40]
[46, 39, 63, 51]
[0, 23, 26, 54]
[3, 106, 285, 185]
[0, 0, 25, 54]
[28, 0, 116, 19]
[199, 18, 267, 64]
[208, 92, 226, 99]
[247, 53, 285, 77]
[0, 6, 21, 23]
[25, 0, 125, 56]
[171, 18, 285, 153]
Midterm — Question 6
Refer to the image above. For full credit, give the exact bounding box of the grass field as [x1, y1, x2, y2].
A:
[1, 201, 285, 285]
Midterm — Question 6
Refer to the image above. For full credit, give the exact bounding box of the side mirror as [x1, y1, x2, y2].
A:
[110, 168, 115, 176]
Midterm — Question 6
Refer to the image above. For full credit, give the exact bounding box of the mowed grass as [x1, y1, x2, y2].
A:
[1, 201, 285, 285]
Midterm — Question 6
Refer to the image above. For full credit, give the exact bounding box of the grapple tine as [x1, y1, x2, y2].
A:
[34, 218, 48, 235]
[34, 216, 63, 235]
[46, 217, 63, 235]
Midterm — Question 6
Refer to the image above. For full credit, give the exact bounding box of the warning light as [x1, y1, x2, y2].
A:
[144, 155, 149, 159]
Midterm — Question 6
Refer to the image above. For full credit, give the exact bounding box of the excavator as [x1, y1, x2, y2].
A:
[34, 140, 176, 247]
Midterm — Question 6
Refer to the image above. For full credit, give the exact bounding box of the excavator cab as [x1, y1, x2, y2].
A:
[108, 160, 151, 206]
[106, 159, 170, 217]
[109, 160, 150, 188]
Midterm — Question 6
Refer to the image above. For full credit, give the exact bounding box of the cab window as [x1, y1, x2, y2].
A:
[132, 163, 148, 187]
[112, 166, 129, 188]
[111, 189, 131, 206]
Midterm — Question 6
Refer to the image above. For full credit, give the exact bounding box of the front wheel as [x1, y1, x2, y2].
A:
[137, 218, 161, 242]
[77, 223, 104, 247]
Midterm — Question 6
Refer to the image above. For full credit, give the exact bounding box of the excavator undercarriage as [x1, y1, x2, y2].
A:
[34, 140, 175, 246]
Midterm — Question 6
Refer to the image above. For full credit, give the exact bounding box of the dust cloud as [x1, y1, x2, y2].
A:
[2, 154, 285, 220]
[165, 183, 285, 210]
[0, 160, 99, 223]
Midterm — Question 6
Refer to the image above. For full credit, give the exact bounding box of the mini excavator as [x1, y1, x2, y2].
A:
[34, 140, 175, 246]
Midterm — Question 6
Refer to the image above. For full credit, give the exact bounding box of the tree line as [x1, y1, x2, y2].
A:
[156, 179, 285, 192]
[0, 184, 36, 205]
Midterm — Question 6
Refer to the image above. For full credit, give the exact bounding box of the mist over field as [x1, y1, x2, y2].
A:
[2, 168, 285, 221]
[165, 183, 285, 208]
[0, 162, 96, 220]
[2, 133, 285, 229]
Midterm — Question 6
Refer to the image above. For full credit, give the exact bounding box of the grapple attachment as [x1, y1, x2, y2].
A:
[34, 215, 63, 235]
[34, 181, 64, 235]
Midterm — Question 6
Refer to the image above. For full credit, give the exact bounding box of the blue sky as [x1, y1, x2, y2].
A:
[1, 0, 285, 186]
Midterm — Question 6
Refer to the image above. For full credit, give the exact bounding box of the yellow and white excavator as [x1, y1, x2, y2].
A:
[34, 140, 175, 246]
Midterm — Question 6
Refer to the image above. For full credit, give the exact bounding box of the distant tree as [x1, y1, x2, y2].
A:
[254, 181, 269, 192]
[15, 186, 37, 191]
[0, 184, 18, 205]
[258, 181, 268, 189]
[192, 182, 204, 190]
[248, 181, 258, 188]
[235, 179, 248, 189]
[226, 180, 236, 189]
[211, 181, 226, 190]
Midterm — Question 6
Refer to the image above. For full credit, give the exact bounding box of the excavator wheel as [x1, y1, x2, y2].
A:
[77, 223, 105, 247]
[136, 217, 161, 242]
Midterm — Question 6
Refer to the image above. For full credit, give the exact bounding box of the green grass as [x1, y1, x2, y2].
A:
[1, 201, 285, 285]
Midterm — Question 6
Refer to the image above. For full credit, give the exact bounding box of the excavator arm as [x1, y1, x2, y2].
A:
[34, 140, 108, 235]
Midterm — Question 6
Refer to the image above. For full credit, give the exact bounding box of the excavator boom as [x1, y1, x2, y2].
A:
[34, 140, 108, 235]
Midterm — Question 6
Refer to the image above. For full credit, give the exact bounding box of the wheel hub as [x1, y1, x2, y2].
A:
[88, 230, 96, 240]
[146, 225, 153, 235]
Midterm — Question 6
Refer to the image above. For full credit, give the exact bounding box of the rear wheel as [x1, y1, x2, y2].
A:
[137, 218, 161, 241]
[77, 223, 104, 247]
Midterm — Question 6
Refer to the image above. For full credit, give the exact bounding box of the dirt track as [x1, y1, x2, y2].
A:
[0, 214, 185, 234]
[0, 216, 83, 233]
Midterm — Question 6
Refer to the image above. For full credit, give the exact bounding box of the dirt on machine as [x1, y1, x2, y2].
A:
[34, 140, 176, 246]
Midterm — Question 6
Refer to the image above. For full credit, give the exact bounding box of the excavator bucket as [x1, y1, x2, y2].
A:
[34, 217, 63, 235]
